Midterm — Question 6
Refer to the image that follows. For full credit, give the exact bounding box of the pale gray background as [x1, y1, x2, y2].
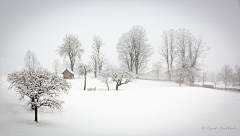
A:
[0, 0, 240, 76]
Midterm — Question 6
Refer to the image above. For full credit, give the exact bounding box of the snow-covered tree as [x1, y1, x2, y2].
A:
[57, 33, 84, 73]
[7, 69, 71, 122]
[98, 68, 112, 90]
[218, 64, 233, 90]
[116, 26, 154, 75]
[108, 67, 135, 90]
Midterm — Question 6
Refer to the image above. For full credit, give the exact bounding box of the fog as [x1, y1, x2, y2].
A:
[1, 0, 240, 76]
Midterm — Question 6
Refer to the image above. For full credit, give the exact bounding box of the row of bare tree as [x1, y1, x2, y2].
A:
[157, 29, 210, 86]
[208, 64, 240, 90]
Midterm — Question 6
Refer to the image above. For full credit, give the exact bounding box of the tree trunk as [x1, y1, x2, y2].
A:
[71, 61, 74, 74]
[116, 84, 118, 90]
[169, 72, 171, 81]
[84, 68, 86, 90]
[192, 75, 195, 84]
[203, 78, 204, 87]
[95, 59, 97, 78]
[33, 97, 38, 122]
[168, 70, 170, 81]
[35, 106, 38, 122]
[31, 98, 34, 110]
[179, 75, 182, 87]
[107, 84, 109, 91]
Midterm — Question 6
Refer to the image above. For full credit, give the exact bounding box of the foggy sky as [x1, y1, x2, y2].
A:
[0, 0, 240, 76]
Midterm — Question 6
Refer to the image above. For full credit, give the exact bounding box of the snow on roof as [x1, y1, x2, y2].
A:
[62, 68, 74, 74]
[144, 69, 156, 74]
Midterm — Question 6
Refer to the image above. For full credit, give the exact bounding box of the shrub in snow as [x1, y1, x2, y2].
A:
[7, 69, 71, 122]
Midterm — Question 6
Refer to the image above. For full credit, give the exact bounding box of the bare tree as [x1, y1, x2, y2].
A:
[8, 69, 71, 122]
[90, 35, 105, 77]
[90, 54, 98, 78]
[208, 70, 219, 88]
[158, 29, 175, 81]
[24, 50, 41, 71]
[152, 62, 162, 80]
[202, 70, 208, 86]
[78, 63, 92, 90]
[98, 53, 108, 74]
[218, 64, 233, 90]
[62, 58, 70, 70]
[116, 26, 154, 75]
[174, 28, 209, 86]
[57, 33, 84, 73]
[52, 59, 61, 74]
[175, 29, 192, 87]
[233, 65, 240, 86]
[187, 36, 210, 84]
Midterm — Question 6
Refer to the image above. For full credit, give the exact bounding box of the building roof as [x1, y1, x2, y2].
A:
[62, 68, 74, 74]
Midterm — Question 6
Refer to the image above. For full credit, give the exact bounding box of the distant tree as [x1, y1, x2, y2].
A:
[98, 53, 108, 75]
[108, 67, 135, 90]
[57, 34, 84, 73]
[218, 64, 233, 90]
[98, 67, 112, 90]
[208, 70, 219, 88]
[7, 69, 71, 122]
[116, 26, 154, 75]
[175, 29, 192, 87]
[90, 35, 105, 77]
[187, 35, 210, 84]
[52, 59, 61, 74]
[152, 62, 162, 80]
[202, 70, 208, 86]
[158, 29, 176, 81]
[78, 63, 92, 90]
[174, 29, 209, 86]
[232, 64, 240, 86]
[90, 54, 98, 78]
[24, 50, 41, 71]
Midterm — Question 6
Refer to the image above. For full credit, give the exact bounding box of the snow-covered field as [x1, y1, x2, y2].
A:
[0, 76, 239, 136]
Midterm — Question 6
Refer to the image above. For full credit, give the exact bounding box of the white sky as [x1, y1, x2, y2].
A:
[0, 0, 240, 76]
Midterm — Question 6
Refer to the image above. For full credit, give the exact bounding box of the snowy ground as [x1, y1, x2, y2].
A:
[0, 76, 239, 136]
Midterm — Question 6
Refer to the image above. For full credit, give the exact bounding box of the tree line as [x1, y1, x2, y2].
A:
[54, 26, 213, 88]
[208, 64, 240, 90]
[21, 26, 240, 90]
